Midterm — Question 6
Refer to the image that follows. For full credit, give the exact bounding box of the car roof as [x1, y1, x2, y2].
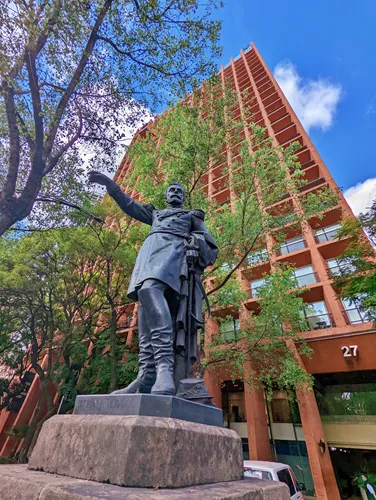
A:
[243, 460, 290, 471]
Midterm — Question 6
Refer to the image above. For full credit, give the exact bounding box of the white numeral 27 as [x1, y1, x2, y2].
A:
[341, 345, 358, 357]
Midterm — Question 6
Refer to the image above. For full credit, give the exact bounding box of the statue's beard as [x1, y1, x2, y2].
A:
[166, 196, 184, 207]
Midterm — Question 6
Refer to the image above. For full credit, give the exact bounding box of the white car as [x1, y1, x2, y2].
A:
[243, 460, 304, 500]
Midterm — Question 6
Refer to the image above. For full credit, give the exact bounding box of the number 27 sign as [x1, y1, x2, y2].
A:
[341, 345, 358, 357]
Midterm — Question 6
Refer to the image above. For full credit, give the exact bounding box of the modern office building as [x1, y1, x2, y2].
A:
[113, 43, 376, 499]
[1, 43, 374, 499]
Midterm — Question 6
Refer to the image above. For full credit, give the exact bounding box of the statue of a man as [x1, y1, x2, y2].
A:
[88, 172, 218, 396]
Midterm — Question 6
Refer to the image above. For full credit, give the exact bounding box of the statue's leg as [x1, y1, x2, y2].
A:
[111, 304, 156, 394]
[138, 280, 175, 396]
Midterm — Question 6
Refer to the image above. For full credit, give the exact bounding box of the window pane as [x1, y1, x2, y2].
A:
[248, 249, 268, 265]
[297, 272, 317, 287]
[304, 301, 327, 316]
[327, 258, 338, 269]
[250, 278, 266, 298]
[315, 223, 341, 242]
[220, 320, 236, 333]
[244, 469, 273, 480]
[294, 265, 313, 277]
[306, 314, 331, 329]
[289, 241, 305, 253]
[277, 469, 296, 495]
[346, 308, 363, 324]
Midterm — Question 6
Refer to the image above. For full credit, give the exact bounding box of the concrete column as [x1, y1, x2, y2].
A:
[244, 364, 273, 461]
[204, 367, 222, 409]
[288, 341, 340, 500]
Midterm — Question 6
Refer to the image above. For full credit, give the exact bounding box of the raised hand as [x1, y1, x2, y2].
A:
[88, 170, 112, 187]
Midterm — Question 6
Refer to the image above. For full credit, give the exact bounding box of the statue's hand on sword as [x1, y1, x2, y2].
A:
[184, 234, 199, 266]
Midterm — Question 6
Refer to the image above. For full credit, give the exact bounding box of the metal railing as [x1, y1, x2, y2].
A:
[249, 285, 264, 299]
[342, 308, 371, 325]
[301, 313, 335, 331]
[269, 213, 297, 229]
[247, 250, 269, 266]
[295, 271, 318, 287]
[314, 228, 340, 244]
[277, 238, 307, 256]
[299, 177, 325, 193]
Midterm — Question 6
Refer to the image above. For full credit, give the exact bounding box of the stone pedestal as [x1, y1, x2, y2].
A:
[0, 465, 290, 500]
[74, 393, 223, 427]
[28, 415, 243, 488]
[0, 406, 290, 499]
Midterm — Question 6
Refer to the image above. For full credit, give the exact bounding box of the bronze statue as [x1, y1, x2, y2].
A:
[88, 172, 218, 396]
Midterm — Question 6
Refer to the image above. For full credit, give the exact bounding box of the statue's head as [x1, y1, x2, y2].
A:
[165, 182, 185, 207]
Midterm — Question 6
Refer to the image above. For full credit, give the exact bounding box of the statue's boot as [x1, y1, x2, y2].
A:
[138, 287, 176, 396]
[111, 304, 156, 394]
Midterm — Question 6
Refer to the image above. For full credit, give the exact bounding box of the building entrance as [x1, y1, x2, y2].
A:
[329, 448, 376, 500]
[315, 370, 376, 499]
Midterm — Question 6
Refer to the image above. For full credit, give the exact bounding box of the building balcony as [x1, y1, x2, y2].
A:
[314, 223, 342, 244]
[342, 308, 372, 325]
[247, 249, 269, 266]
[301, 313, 335, 331]
[277, 237, 307, 256]
[299, 177, 326, 193]
[269, 212, 297, 229]
[295, 271, 318, 287]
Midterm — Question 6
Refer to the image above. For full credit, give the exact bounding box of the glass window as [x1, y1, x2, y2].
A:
[248, 248, 268, 265]
[294, 265, 317, 287]
[327, 258, 356, 277]
[304, 300, 327, 316]
[219, 318, 240, 342]
[271, 398, 291, 423]
[315, 223, 341, 243]
[342, 298, 371, 324]
[250, 277, 266, 298]
[277, 468, 296, 496]
[302, 301, 332, 330]
[244, 469, 273, 480]
[316, 382, 376, 419]
[279, 235, 305, 255]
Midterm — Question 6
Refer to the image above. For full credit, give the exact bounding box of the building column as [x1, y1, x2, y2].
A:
[204, 367, 222, 409]
[244, 363, 273, 461]
[288, 341, 340, 500]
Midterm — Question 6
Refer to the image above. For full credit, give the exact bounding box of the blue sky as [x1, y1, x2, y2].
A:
[210, 0, 376, 214]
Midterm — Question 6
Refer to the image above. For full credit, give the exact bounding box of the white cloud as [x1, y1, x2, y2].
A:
[344, 178, 376, 216]
[274, 61, 342, 133]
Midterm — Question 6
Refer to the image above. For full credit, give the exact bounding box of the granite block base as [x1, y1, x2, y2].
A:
[0, 465, 290, 500]
[74, 393, 223, 427]
[28, 415, 243, 488]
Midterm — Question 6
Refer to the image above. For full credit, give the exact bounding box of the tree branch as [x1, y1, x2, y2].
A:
[43, 0, 113, 161]
[96, 35, 182, 76]
[44, 107, 83, 174]
[207, 229, 264, 296]
[1, 84, 20, 199]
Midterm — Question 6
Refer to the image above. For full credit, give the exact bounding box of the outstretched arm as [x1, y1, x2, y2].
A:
[88, 171, 153, 225]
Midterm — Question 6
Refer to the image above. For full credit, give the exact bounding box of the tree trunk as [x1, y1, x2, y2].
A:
[0, 203, 17, 236]
[109, 306, 118, 393]
[17, 378, 54, 463]
[0, 198, 32, 237]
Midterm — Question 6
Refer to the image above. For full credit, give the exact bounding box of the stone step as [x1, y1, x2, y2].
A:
[0, 465, 290, 500]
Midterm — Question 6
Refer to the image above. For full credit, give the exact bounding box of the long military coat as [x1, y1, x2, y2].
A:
[107, 182, 218, 301]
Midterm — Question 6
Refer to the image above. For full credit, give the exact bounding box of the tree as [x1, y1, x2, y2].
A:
[0, 208, 139, 460]
[335, 199, 376, 323]
[76, 197, 144, 393]
[0, 0, 222, 236]
[122, 80, 338, 392]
